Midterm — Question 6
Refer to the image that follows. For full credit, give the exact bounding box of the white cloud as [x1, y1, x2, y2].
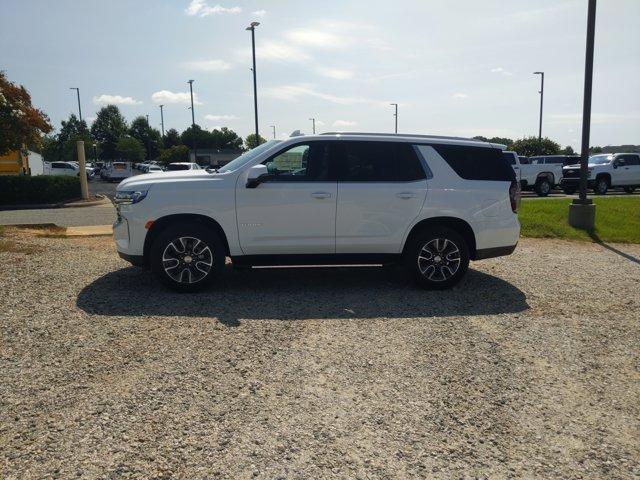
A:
[236, 40, 310, 63]
[284, 28, 346, 48]
[92, 94, 142, 106]
[204, 114, 237, 121]
[490, 67, 513, 76]
[151, 90, 202, 105]
[332, 120, 357, 128]
[252, 9, 266, 17]
[262, 84, 385, 106]
[185, 0, 241, 17]
[185, 59, 231, 72]
[316, 67, 354, 80]
[451, 93, 469, 99]
[314, 120, 326, 127]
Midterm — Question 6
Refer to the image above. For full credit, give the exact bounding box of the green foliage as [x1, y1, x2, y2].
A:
[91, 105, 128, 160]
[158, 145, 189, 166]
[519, 197, 640, 244]
[472, 136, 514, 148]
[116, 136, 146, 163]
[511, 137, 560, 156]
[163, 128, 182, 148]
[562, 145, 575, 155]
[245, 133, 267, 150]
[0, 176, 80, 205]
[129, 116, 163, 160]
[0, 71, 53, 155]
[180, 125, 211, 149]
[211, 127, 243, 150]
[41, 114, 93, 163]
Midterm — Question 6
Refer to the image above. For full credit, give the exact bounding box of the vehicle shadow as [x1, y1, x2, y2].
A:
[77, 265, 529, 327]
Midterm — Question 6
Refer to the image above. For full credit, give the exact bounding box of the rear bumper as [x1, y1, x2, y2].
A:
[475, 244, 517, 260]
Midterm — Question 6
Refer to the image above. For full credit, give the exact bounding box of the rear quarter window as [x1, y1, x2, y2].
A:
[432, 145, 516, 181]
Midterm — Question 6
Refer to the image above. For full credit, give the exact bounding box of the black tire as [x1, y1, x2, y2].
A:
[535, 177, 551, 197]
[150, 222, 225, 292]
[562, 186, 577, 195]
[405, 227, 470, 290]
[623, 186, 636, 194]
[593, 176, 608, 195]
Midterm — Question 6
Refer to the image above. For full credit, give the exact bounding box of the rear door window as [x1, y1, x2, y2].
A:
[432, 144, 515, 181]
[336, 141, 426, 182]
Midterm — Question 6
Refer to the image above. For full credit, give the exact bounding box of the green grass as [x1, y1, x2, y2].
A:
[519, 196, 640, 243]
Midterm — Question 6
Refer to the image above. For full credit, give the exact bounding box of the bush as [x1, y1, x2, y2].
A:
[158, 145, 189, 166]
[0, 175, 81, 205]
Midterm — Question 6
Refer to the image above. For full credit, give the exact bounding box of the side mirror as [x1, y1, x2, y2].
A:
[246, 164, 269, 188]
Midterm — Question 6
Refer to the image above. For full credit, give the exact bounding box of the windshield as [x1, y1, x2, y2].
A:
[166, 164, 189, 171]
[217, 140, 281, 173]
[589, 154, 613, 165]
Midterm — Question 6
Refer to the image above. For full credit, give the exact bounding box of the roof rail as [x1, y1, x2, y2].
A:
[319, 132, 481, 142]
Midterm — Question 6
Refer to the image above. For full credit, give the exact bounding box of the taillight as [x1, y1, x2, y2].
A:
[509, 180, 521, 213]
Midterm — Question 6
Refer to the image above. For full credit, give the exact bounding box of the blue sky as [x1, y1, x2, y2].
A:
[2, 0, 639, 148]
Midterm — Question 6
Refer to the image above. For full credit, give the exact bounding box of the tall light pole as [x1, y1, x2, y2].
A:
[569, 0, 597, 229]
[246, 22, 260, 141]
[390, 103, 398, 133]
[533, 72, 544, 140]
[69, 87, 82, 122]
[309, 118, 316, 134]
[187, 79, 197, 162]
[159, 105, 165, 138]
[270, 125, 276, 139]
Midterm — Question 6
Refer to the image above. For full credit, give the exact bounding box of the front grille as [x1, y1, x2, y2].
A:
[563, 168, 580, 178]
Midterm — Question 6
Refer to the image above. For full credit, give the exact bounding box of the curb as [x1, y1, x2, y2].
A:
[0, 195, 111, 211]
[3, 223, 113, 237]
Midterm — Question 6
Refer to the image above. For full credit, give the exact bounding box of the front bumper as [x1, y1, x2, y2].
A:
[561, 178, 595, 188]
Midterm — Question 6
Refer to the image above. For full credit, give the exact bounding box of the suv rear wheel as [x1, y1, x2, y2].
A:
[535, 177, 551, 197]
[150, 222, 225, 292]
[594, 176, 609, 195]
[406, 227, 470, 289]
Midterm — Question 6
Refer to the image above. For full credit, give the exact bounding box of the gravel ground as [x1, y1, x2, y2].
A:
[1, 232, 639, 479]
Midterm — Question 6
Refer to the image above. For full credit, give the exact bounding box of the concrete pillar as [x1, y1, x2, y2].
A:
[568, 199, 596, 229]
[76, 141, 89, 200]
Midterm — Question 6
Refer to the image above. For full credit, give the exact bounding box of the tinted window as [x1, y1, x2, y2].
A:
[335, 141, 426, 182]
[166, 164, 189, 171]
[51, 162, 64, 168]
[433, 145, 515, 181]
[501, 152, 516, 165]
[263, 142, 332, 181]
[620, 154, 640, 166]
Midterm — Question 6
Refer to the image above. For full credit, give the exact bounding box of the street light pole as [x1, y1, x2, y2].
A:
[187, 79, 197, 162]
[309, 118, 316, 134]
[159, 105, 165, 138]
[390, 103, 398, 133]
[69, 87, 82, 122]
[246, 22, 260, 141]
[533, 72, 544, 140]
[270, 125, 276, 139]
[568, 0, 597, 229]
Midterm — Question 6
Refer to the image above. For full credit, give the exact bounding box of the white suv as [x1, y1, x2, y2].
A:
[113, 133, 520, 291]
[561, 153, 640, 195]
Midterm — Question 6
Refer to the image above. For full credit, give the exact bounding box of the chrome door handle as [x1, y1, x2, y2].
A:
[311, 192, 332, 199]
[396, 192, 416, 199]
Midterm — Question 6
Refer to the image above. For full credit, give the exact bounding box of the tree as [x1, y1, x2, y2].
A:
[129, 116, 162, 160]
[181, 125, 213, 149]
[245, 133, 267, 150]
[116, 136, 145, 163]
[91, 105, 128, 160]
[510, 136, 561, 157]
[562, 145, 575, 155]
[590, 146, 603, 154]
[164, 128, 181, 148]
[472, 136, 514, 148]
[211, 127, 243, 150]
[158, 145, 189, 166]
[0, 71, 52, 154]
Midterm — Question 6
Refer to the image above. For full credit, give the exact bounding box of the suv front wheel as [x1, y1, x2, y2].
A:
[406, 227, 470, 289]
[150, 222, 225, 292]
[594, 176, 609, 195]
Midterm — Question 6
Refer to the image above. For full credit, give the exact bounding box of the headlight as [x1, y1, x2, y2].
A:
[114, 190, 148, 205]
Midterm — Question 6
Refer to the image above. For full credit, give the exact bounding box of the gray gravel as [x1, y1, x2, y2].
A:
[1, 233, 639, 479]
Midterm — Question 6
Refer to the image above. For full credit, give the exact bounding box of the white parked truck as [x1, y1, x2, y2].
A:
[502, 151, 563, 196]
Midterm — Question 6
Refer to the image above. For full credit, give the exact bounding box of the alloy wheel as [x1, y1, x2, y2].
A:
[417, 238, 461, 282]
[162, 236, 213, 284]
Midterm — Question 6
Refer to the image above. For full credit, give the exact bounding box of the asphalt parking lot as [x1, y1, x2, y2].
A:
[1, 231, 638, 478]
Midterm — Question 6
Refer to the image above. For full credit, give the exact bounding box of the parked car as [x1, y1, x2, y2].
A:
[101, 161, 133, 182]
[502, 151, 563, 196]
[44, 161, 80, 177]
[114, 133, 520, 292]
[529, 155, 580, 167]
[146, 165, 164, 173]
[561, 153, 640, 195]
[165, 162, 202, 171]
[140, 161, 161, 173]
